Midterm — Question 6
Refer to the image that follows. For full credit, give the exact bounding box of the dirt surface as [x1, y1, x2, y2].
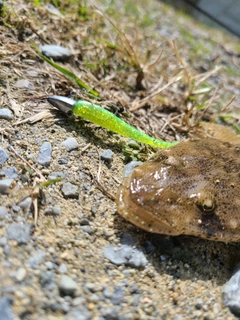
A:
[1, 0, 240, 319]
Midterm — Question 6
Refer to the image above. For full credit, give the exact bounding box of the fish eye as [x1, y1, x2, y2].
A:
[196, 190, 216, 214]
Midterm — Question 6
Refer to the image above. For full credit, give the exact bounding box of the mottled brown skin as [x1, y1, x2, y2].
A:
[117, 138, 240, 242]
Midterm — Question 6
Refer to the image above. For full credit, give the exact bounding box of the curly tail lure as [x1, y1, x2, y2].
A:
[47, 96, 178, 149]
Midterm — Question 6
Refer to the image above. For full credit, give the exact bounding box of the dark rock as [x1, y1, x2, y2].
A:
[144, 240, 156, 254]
[38, 142, 52, 166]
[0, 147, 8, 165]
[7, 223, 32, 244]
[40, 45, 72, 62]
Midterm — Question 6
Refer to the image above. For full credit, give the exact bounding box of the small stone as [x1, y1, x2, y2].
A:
[49, 171, 66, 180]
[40, 45, 72, 62]
[144, 240, 156, 254]
[39, 270, 56, 289]
[45, 261, 54, 269]
[100, 149, 114, 162]
[223, 268, 240, 316]
[0, 298, 15, 320]
[59, 275, 78, 297]
[104, 244, 148, 268]
[80, 226, 94, 234]
[38, 142, 52, 166]
[18, 197, 32, 212]
[7, 223, 32, 244]
[28, 249, 46, 268]
[0, 147, 8, 165]
[111, 287, 124, 305]
[62, 182, 79, 199]
[15, 268, 27, 282]
[0, 207, 7, 219]
[61, 138, 79, 152]
[15, 79, 34, 89]
[58, 157, 68, 164]
[122, 161, 143, 178]
[3, 167, 18, 179]
[44, 206, 61, 216]
[128, 139, 140, 149]
[58, 263, 67, 274]
[0, 237, 7, 247]
[11, 205, 21, 213]
[26, 70, 38, 77]
[0, 108, 13, 120]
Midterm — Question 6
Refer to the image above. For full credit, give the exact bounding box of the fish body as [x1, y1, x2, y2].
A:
[117, 138, 240, 242]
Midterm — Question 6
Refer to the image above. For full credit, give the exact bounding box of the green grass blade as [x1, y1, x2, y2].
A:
[31, 41, 100, 98]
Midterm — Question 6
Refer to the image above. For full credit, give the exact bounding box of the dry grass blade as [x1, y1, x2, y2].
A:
[130, 73, 183, 111]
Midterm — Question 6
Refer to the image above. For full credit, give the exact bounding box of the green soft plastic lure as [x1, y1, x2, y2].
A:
[47, 96, 178, 148]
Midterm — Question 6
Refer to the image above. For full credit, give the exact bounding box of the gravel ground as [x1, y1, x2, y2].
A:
[1, 0, 240, 319]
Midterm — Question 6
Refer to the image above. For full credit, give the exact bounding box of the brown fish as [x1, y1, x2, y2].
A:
[117, 137, 240, 242]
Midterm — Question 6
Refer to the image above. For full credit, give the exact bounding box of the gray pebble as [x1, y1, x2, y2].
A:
[122, 161, 143, 178]
[62, 182, 79, 199]
[59, 275, 78, 297]
[0, 147, 8, 165]
[144, 240, 155, 254]
[45, 261, 54, 269]
[0, 237, 7, 247]
[100, 149, 114, 162]
[128, 139, 140, 149]
[7, 223, 32, 244]
[28, 249, 46, 268]
[11, 205, 21, 213]
[223, 268, 240, 316]
[15, 79, 34, 89]
[62, 138, 79, 152]
[66, 308, 92, 320]
[38, 142, 52, 166]
[111, 287, 124, 305]
[80, 226, 94, 234]
[0, 108, 13, 121]
[18, 197, 32, 212]
[0, 298, 15, 320]
[49, 171, 66, 180]
[0, 206, 7, 219]
[3, 166, 18, 179]
[44, 206, 61, 216]
[104, 244, 148, 268]
[40, 44, 72, 62]
[58, 157, 68, 164]
[58, 263, 68, 274]
[39, 270, 56, 289]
